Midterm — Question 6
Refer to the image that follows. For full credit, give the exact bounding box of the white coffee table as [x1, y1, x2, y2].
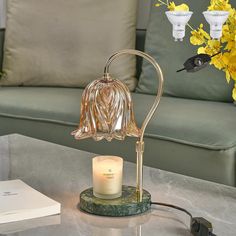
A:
[0, 134, 236, 236]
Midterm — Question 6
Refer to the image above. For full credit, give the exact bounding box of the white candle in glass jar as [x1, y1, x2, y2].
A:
[93, 156, 123, 199]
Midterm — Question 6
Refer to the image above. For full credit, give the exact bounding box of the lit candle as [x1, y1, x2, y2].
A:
[93, 156, 123, 199]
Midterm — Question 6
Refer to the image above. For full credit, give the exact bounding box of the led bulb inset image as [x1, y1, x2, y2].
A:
[165, 11, 193, 42]
[203, 11, 229, 40]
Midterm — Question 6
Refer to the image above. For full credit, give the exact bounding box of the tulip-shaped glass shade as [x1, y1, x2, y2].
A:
[165, 11, 193, 41]
[71, 75, 140, 142]
[203, 11, 229, 40]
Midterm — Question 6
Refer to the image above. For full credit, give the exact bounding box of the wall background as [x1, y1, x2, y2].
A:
[0, 0, 151, 29]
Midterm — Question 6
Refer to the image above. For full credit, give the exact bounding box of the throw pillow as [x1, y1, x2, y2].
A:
[1, 0, 137, 90]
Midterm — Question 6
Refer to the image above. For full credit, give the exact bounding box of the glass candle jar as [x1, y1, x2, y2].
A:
[93, 156, 123, 199]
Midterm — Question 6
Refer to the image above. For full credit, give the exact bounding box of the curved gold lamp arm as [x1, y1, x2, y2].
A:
[104, 49, 164, 201]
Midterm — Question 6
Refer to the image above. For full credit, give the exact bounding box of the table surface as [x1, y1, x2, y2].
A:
[0, 134, 236, 236]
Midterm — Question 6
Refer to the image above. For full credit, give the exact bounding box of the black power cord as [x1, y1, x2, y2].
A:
[151, 202, 217, 236]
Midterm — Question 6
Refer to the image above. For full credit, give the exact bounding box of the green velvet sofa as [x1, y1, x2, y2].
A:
[0, 28, 235, 187]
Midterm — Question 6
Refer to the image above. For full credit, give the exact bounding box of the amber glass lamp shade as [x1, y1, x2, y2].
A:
[71, 75, 140, 142]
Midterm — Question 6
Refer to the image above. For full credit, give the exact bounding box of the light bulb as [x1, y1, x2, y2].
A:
[165, 11, 193, 42]
[203, 11, 229, 40]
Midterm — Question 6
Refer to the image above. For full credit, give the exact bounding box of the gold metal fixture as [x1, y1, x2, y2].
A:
[72, 49, 164, 202]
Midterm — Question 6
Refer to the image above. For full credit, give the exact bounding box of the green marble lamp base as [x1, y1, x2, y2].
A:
[79, 185, 151, 217]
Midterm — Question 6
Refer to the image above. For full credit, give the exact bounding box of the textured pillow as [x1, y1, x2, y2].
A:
[1, 0, 137, 90]
[137, 0, 234, 102]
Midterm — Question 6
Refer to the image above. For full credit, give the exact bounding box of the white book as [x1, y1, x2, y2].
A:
[0, 214, 61, 234]
[0, 179, 61, 224]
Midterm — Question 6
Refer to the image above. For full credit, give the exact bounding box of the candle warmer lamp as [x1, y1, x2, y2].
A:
[72, 49, 164, 217]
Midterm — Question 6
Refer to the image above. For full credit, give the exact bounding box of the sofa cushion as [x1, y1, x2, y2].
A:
[1, 0, 137, 90]
[134, 94, 236, 150]
[137, 0, 235, 102]
[0, 87, 235, 150]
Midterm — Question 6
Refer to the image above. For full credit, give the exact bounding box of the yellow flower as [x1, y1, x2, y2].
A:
[174, 3, 189, 11]
[190, 24, 211, 45]
[208, 0, 232, 11]
[233, 84, 236, 100]
[168, 2, 176, 11]
[222, 50, 236, 82]
[168, 2, 189, 11]
[197, 39, 221, 54]
[221, 15, 236, 50]
[197, 47, 207, 54]
[190, 32, 205, 45]
[228, 8, 236, 23]
[207, 40, 224, 68]
[227, 62, 236, 81]
[197, 40, 224, 69]
[211, 54, 225, 70]
[208, 40, 222, 52]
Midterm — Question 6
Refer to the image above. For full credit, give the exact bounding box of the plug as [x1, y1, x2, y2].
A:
[191, 217, 216, 236]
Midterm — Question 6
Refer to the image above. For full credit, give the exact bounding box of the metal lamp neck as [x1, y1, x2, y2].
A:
[104, 49, 164, 202]
[104, 49, 164, 143]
